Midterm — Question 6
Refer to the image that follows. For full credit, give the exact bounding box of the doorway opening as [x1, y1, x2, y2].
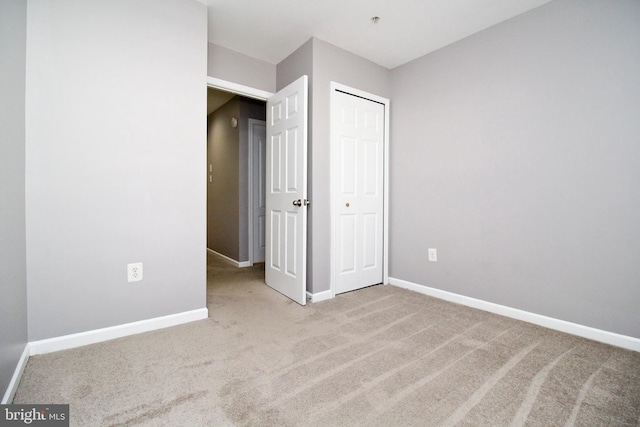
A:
[206, 76, 311, 307]
[206, 78, 270, 269]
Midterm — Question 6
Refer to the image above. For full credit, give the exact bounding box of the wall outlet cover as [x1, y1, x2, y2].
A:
[127, 262, 143, 282]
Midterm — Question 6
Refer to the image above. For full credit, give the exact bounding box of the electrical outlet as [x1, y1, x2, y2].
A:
[428, 248, 437, 262]
[127, 262, 143, 282]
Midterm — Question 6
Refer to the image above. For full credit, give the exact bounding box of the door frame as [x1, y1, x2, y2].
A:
[206, 77, 273, 266]
[207, 77, 273, 101]
[247, 118, 266, 265]
[329, 82, 390, 298]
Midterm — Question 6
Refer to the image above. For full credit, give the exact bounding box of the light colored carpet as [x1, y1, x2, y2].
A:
[13, 254, 640, 426]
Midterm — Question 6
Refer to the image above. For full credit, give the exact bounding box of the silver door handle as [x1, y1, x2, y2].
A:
[293, 199, 302, 207]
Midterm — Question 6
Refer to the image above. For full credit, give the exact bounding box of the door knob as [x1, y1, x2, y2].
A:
[293, 199, 302, 207]
[346, 202, 350, 207]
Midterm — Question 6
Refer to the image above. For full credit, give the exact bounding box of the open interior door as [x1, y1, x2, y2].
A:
[265, 75, 308, 305]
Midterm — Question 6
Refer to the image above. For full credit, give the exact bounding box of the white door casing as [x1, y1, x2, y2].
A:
[331, 84, 389, 296]
[249, 119, 266, 264]
[265, 75, 309, 305]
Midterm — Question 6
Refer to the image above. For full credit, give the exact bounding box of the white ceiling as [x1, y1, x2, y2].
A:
[202, 0, 552, 69]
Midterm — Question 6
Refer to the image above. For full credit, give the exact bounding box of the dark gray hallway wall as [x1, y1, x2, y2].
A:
[390, 0, 640, 338]
[208, 98, 241, 260]
[207, 97, 266, 262]
[0, 0, 28, 399]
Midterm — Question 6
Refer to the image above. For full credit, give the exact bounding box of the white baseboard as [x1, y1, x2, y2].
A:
[388, 277, 640, 352]
[1, 344, 30, 404]
[207, 248, 250, 268]
[29, 308, 208, 356]
[307, 290, 333, 303]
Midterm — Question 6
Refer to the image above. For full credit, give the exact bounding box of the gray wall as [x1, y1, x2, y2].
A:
[276, 39, 313, 93]
[207, 97, 266, 262]
[277, 38, 390, 293]
[25, 0, 208, 340]
[208, 43, 276, 93]
[207, 98, 241, 259]
[0, 0, 28, 399]
[389, 0, 640, 338]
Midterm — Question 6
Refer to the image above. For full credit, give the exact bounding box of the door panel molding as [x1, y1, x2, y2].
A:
[265, 75, 308, 305]
[330, 82, 390, 298]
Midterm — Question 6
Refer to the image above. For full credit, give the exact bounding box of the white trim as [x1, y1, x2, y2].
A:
[29, 308, 208, 356]
[306, 290, 333, 303]
[206, 77, 273, 101]
[1, 344, 30, 404]
[329, 82, 390, 299]
[248, 119, 267, 266]
[207, 248, 250, 268]
[247, 119, 255, 266]
[389, 277, 640, 352]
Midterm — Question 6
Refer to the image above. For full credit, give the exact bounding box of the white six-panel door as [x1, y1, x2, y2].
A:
[265, 76, 308, 305]
[334, 90, 385, 294]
